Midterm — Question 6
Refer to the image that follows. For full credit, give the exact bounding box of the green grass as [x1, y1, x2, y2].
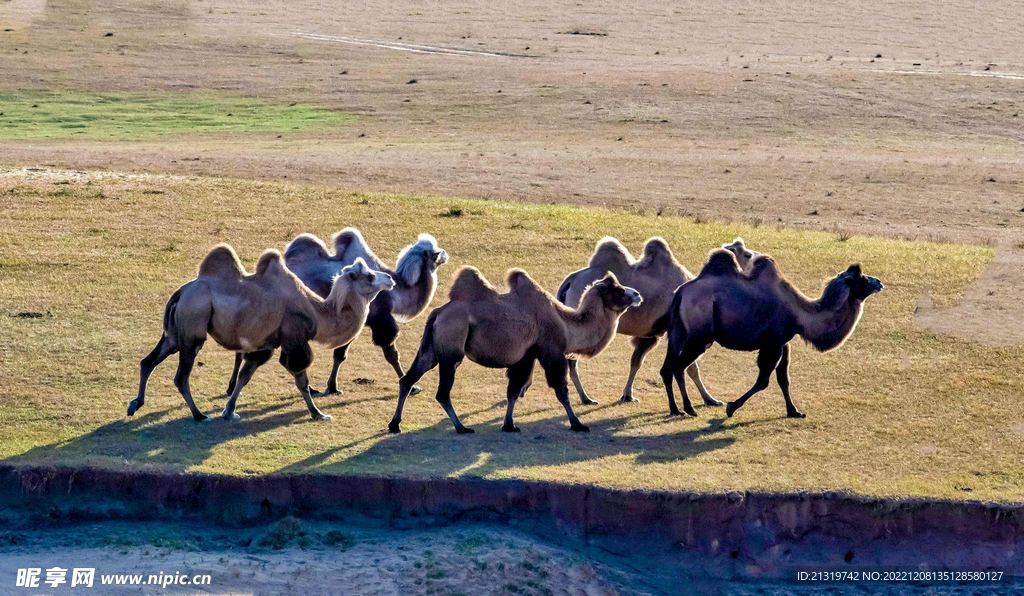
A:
[0, 90, 352, 139]
[1, 169, 1020, 502]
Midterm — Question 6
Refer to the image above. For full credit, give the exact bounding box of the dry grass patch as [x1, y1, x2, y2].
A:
[0, 169, 1019, 502]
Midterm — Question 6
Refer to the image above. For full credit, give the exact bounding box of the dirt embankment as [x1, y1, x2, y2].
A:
[2, 465, 1021, 582]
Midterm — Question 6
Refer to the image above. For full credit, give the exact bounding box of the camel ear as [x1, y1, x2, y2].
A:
[601, 271, 619, 284]
[846, 264, 862, 277]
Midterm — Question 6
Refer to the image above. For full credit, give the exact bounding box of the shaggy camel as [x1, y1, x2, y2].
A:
[554, 237, 758, 405]
[228, 229, 448, 397]
[660, 250, 883, 417]
[388, 267, 641, 434]
[131, 245, 394, 421]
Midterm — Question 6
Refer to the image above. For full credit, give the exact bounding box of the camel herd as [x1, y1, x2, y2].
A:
[131, 229, 883, 432]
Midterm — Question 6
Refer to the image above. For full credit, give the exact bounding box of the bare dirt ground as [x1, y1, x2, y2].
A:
[0, 518, 1015, 595]
[2, 0, 1022, 344]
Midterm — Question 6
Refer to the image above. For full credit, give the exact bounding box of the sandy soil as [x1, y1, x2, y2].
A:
[0, 518, 1015, 595]
[2, 0, 1022, 345]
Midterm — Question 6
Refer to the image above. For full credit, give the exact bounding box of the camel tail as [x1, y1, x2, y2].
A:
[162, 287, 184, 336]
[556, 271, 576, 305]
[412, 309, 440, 369]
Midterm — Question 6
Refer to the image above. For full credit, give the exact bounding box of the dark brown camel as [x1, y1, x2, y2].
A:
[227, 228, 448, 397]
[554, 237, 758, 405]
[660, 250, 883, 417]
[388, 267, 641, 434]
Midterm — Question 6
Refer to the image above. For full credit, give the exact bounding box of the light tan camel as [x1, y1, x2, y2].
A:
[388, 267, 641, 434]
[130, 245, 394, 422]
[554, 237, 758, 405]
[660, 250, 883, 417]
[226, 229, 448, 397]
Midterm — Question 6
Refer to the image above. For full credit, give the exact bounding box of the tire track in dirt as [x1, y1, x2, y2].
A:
[291, 31, 537, 58]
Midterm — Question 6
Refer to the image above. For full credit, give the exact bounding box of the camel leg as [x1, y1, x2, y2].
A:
[435, 359, 472, 434]
[128, 334, 177, 417]
[280, 341, 331, 421]
[686, 361, 723, 406]
[665, 343, 706, 417]
[173, 339, 208, 421]
[503, 356, 536, 432]
[566, 359, 597, 406]
[776, 343, 805, 418]
[389, 340, 439, 433]
[226, 352, 242, 396]
[311, 344, 348, 397]
[518, 370, 533, 399]
[221, 349, 272, 420]
[726, 346, 784, 417]
[542, 353, 588, 432]
[381, 344, 422, 395]
[620, 336, 659, 403]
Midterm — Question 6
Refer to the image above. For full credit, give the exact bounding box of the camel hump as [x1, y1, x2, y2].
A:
[197, 244, 245, 279]
[449, 266, 498, 301]
[254, 249, 288, 277]
[506, 268, 545, 296]
[588, 236, 635, 271]
[748, 255, 780, 280]
[284, 233, 330, 263]
[332, 227, 387, 270]
[637, 236, 677, 268]
[699, 248, 742, 277]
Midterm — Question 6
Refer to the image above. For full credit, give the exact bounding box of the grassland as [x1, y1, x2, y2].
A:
[0, 90, 352, 139]
[1, 168, 1020, 502]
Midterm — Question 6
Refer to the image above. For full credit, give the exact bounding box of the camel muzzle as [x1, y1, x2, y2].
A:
[627, 289, 642, 307]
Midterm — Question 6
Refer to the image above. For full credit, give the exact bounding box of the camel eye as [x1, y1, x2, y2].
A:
[348, 271, 357, 280]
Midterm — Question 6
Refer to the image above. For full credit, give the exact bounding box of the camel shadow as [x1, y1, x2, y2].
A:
[2, 397, 312, 472]
[274, 399, 743, 479]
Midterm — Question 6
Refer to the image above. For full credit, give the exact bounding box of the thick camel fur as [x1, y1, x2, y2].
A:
[660, 249, 883, 418]
[389, 267, 642, 434]
[555, 236, 758, 405]
[131, 244, 393, 422]
[225, 228, 448, 397]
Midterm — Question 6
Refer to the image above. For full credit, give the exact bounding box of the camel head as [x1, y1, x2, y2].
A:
[592, 272, 642, 313]
[722, 238, 759, 273]
[338, 257, 395, 299]
[841, 264, 884, 301]
[395, 233, 448, 285]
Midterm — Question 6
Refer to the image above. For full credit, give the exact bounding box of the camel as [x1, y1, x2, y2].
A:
[553, 236, 758, 406]
[659, 250, 883, 418]
[130, 245, 394, 422]
[226, 229, 448, 397]
[388, 267, 642, 434]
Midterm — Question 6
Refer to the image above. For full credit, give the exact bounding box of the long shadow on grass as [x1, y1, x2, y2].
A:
[274, 399, 742, 479]
[1, 397, 313, 471]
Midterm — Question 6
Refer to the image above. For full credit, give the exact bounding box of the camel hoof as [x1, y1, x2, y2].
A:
[619, 395, 639, 403]
[703, 397, 725, 407]
[410, 385, 423, 396]
[502, 424, 521, 433]
[388, 421, 402, 433]
[126, 401, 140, 417]
[311, 413, 333, 422]
[570, 423, 590, 433]
[221, 411, 241, 421]
[725, 402, 737, 417]
[668, 409, 685, 417]
[788, 410, 806, 419]
[685, 409, 698, 418]
[580, 397, 599, 406]
[310, 389, 341, 398]
[192, 412, 209, 422]
[456, 427, 475, 434]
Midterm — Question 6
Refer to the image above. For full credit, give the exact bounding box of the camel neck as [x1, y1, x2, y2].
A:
[390, 270, 437, 319]
[558, 293, 619, 357]
[796, 296, 864, 352]
[309, 283, 371, 347]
